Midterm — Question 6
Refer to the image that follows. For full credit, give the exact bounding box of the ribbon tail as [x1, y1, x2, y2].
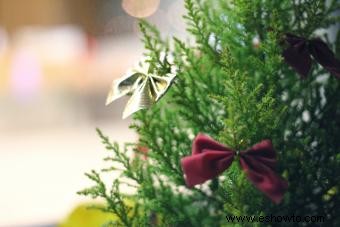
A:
[309, 39, 340, 79]
[247, 167, 288, 204]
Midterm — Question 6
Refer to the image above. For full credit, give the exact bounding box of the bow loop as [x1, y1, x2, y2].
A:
[192, 133, 234, 155]
[241, 139, 276, 169]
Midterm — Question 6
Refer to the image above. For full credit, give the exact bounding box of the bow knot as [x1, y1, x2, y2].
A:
[181, 134, 288, 204]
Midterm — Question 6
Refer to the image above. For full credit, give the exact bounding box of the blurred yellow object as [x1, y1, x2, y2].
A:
[59, 199, 160, 227]
[59, 199, 136, 227]
[58, 203, 120, 227]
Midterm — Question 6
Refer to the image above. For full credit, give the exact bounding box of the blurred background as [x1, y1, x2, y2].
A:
[0, 0, 185, 226]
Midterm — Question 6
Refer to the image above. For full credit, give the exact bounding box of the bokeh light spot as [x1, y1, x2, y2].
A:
[122, 0, 160, 18]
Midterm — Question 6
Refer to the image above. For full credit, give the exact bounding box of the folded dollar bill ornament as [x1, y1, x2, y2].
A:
[106, 58, 176, 119]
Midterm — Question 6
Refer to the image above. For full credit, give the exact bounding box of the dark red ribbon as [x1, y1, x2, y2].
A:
[283, 33, 340, 79]
[181, 134, 288, 204]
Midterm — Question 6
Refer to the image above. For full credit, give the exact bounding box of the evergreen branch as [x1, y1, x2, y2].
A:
[77, 171, 133, 226]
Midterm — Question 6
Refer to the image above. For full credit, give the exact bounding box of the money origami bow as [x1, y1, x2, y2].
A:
[106, 70, 176, 119]
[181, 134, 288, 204]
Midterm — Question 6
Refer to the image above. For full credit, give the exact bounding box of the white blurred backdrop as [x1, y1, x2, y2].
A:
[0, 0, 185, 226]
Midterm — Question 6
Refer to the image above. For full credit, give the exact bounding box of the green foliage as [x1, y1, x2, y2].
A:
[80, 0, 340, 226]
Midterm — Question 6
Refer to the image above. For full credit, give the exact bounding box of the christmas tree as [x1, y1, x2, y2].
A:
[79, 0, 340, 226]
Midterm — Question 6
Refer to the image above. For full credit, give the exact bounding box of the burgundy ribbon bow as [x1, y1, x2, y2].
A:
[181, 134, 288, 204]
[283, 33, 340, 79]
